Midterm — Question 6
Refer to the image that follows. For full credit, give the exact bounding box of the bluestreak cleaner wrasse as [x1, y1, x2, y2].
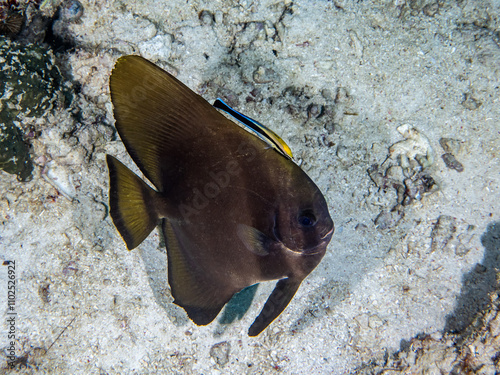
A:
[213, 98, 294, 160]
[106, 55, 334, 336]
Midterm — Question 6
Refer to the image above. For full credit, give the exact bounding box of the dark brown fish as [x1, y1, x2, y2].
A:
[107, 55, 334, 336]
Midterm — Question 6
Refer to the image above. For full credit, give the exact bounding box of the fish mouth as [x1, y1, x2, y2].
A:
[302, 237, 331, 255]
[321, 226, 334, 240]
[301, 246, 327, 256]
[283, 226, 334, 256]
[284, 241, 328, 256]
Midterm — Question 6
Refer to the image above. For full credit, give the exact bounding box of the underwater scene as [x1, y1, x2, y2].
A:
[0, 0, 499, 373]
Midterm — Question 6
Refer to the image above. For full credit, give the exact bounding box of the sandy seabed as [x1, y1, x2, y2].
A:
[1, 0, 499, 373]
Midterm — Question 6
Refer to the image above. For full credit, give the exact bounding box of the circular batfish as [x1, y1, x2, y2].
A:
[106, 55, 334, 336]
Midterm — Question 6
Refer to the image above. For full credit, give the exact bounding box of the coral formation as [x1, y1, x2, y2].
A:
[0, 36, 70, 180]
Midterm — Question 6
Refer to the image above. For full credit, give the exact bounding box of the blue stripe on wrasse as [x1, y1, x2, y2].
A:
[213, 98, 294, 160]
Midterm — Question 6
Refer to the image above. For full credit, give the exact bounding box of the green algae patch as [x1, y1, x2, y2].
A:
[0, 37, 70, 181]
[0, 118, 33, 181]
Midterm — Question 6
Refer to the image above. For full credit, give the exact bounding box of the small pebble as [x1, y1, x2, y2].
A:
[199, 10, 214, 26]
[62, 262, 78, 276]
[335, 87, 350, 104]
[430, 215, 456, 253]
[321, 89, 333, 100]
[210, 341, 230, 366]
[45, 161, 76, 199]
[441, 153, 464, 172]
[60, 0, 84, 22]
[401, 174, 437, 205]
[439, 137, 462, 155]
[355, 223, 368, 233]
[253, 66, 278, 83]
[336, 145, 349, 161]
[307, 103, 323, 119]
[368, 315, 383, 329]
[318, 134, 334, 147]
[214, 10, 223, 24]
[215, 87, 238, 108]
[423, 2, 439, 17]
[461, 93, 482, 110]
[420, 174, 437, 193]
[374, 209, 403, 230]
[455, 243, 470, 257]
[39, 283, 51, 303]
[475, 264, 487, 273]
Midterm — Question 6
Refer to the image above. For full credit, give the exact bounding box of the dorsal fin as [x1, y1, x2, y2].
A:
[110, 55, 223, 192]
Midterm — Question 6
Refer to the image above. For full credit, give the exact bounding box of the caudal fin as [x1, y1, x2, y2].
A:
[107, 154, 160, 250]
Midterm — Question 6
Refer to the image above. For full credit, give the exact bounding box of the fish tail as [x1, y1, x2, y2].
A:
[106, 155, 160, 250]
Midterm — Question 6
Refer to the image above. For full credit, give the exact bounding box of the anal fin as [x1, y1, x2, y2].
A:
[248, 278, 302, 336]
[162, 220, 232, 325]
[182, 305, 224, 326]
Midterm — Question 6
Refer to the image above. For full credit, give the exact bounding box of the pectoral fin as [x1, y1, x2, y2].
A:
[237, 224, 271, 256]
[248, 278, 302, 336]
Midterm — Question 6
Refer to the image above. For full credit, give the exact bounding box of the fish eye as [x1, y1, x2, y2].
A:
[298, 210, 316, 228]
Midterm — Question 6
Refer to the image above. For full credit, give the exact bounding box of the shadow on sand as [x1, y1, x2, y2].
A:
[444, 221, 500, 335]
